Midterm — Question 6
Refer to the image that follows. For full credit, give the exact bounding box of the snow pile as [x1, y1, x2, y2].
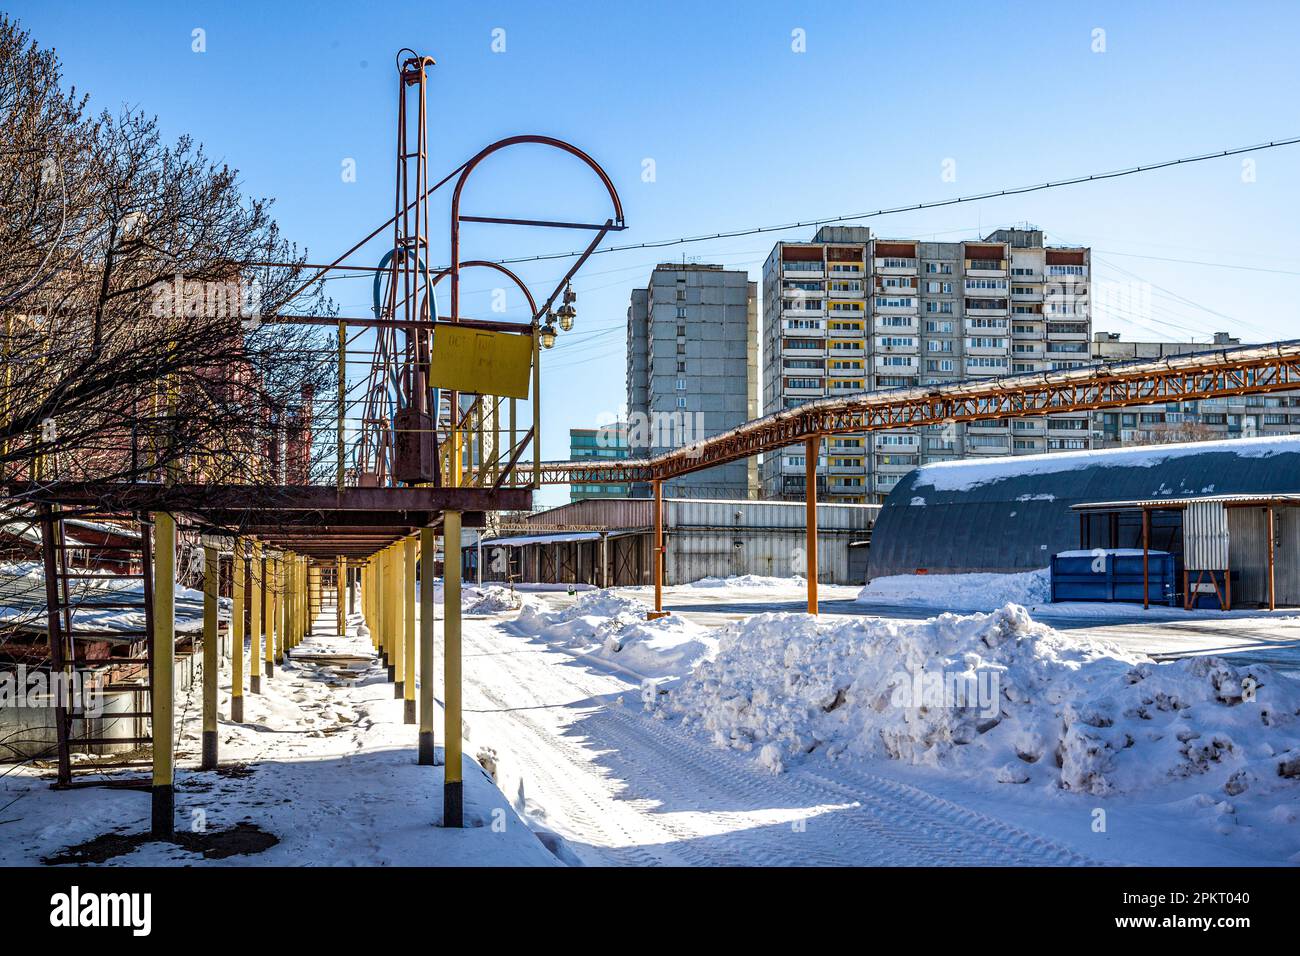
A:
[858, 568, 1050, 611]
[665, 604, 1300, 803]
[463, 585, 537, 615]
[514, 590, 716, 679]
[688, 574, 806, 589]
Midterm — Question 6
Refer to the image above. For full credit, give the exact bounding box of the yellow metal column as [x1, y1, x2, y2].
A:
[403, 535, 417, 723]
[231, 538, 246, 721]
[310, 561, 321, 641]
[250, 543, 263, 694]
[418, 527, 436, 764]
[151, 512, 176, 838]
[336, 556, 346, 637]
[392, 542, 406, 697]
[443, 510, 463, 827]
[201, 543, 219, 770]
[380, 547, 392, 679]
[266, 555, 278, 677]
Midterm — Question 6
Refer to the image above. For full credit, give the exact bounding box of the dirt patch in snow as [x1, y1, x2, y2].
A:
[43, 821, 279, 865]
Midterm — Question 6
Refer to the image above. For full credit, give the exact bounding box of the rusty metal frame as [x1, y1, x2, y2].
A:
[535, 342, 1300, 484]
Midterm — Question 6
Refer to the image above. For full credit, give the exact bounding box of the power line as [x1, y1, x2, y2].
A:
[478, 135, 1300, 266]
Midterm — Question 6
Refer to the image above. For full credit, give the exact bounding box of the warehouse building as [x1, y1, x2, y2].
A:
[867, 434, 1300, 587]
[469, 497, 879, 587]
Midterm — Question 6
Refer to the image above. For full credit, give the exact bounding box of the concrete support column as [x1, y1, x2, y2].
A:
[151, 512, 176, 839]
[419, 527, 436, 764]
[403, 535, 417, 722]
[443, 510, 463, 827]
[231, 538, 246, 722]
[201, 544, 219, 770]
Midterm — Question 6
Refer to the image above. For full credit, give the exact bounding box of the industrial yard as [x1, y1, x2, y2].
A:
[2, 1, 1297, 938]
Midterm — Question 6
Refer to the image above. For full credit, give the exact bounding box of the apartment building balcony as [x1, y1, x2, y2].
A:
[964, 258, 1008, 277]
[875, 455, 920, 475]
[828, 460, 866, 475]
[827, 285, 865, 299]
[874, 474, 902, 493]
[1046, 418, 1090, 435]
[967, 419, 1010, 432]
[1046, 265, 1089, 279]
[966, 438, 1012, 455]
[782, 321, 826, 336]
[872, 299, 919, 316]
[1044, 325, 1090, 342]
[963, 360, 1010, 377]
[782, 262, 824, 278]
[873, 256, 918, 275]
[827, 264, 864, 278]
[874, 338, 919, 355]
[874, 316, 917, 333]
[874, 433, 919, 451]
[782, 347, 826, 361]
[1011, 345, 1045, 360]
[827, 343, 866, 358]
[783, 380, 826, 397]
[874, 355, 918, 372]
[1011, 420, 1047, 435]
[963, 300, 1009, 317]
[1011, 269, 1043, 283]
[782, 306, 826, 319]
[965, 340, 1010, 356]
[1010, 288, 1043, 301]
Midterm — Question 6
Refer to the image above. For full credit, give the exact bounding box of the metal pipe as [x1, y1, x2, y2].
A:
[650, 479, 665, 618]
[1142, 508, 1150, 611]
[1268, 505, 1277, 611]
[805, 436, 819, 615]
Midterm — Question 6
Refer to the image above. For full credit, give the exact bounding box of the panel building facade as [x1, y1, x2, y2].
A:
[761, 226, 1092, 502]
[626, 264, 759, 498]
[569, 424, 631, 501]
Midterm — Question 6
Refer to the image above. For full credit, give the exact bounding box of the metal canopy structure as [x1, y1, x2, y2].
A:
[537, 340, 1300, 485]
[6, 48, 627, 839]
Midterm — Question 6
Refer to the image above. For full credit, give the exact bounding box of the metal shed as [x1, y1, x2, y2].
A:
[868, 434, 1300, 579]
[1071, 493, 1300, 610]
[470, 497, 879, 587]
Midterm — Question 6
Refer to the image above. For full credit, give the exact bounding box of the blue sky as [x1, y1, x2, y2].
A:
[10, 0, 1300, 505]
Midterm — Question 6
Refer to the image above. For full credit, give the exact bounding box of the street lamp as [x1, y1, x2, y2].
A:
[539, 321, 558, 349]
[556, 282, 577, 332]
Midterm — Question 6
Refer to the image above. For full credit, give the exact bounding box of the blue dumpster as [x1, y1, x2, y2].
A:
[1050, 549, 1177, 605]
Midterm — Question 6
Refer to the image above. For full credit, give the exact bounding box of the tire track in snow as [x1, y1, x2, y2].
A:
[461, 616, 1105, 866]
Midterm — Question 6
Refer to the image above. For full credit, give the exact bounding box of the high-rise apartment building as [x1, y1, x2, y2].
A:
[1091, 331, 1300, 445]
[761, 226, 1092, 502]
[569, 424, 630, 501]
[626, 264, 759, 498]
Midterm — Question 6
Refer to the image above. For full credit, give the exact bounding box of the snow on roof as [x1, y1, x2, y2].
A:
[480, 531, 603, 548]
[913, 434, 1300, 493]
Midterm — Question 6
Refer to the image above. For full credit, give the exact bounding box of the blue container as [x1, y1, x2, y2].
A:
[1050, 549, 1177, 605]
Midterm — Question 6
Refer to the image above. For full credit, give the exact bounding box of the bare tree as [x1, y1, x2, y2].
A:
[0, 15, 335, 494]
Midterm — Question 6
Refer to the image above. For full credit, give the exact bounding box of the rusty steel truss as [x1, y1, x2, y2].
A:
[537, 341, 1300, 484]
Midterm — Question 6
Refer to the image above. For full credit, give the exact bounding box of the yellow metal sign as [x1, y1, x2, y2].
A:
[429, 325, 533, 399]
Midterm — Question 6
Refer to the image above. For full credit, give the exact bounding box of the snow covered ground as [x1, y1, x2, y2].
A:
[8, 575, 1298, 867]
[466, 590, 1300, 865]
[0, 604, 557, 867]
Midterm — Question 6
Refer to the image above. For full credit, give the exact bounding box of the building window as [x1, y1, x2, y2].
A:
[676, 397, 686, 409]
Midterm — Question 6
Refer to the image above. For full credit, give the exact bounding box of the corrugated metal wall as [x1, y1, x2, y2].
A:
[1184, 501, 1230, 570]
[1227, 505, 1300, 605]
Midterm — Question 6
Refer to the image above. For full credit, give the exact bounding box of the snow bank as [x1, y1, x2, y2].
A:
[688, 574, 806, 589]
[462, 585, 538, 615]
[858, 568, 1050, 610]
[665, 605, 1300, 806]
[514, 590, 716, 679]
